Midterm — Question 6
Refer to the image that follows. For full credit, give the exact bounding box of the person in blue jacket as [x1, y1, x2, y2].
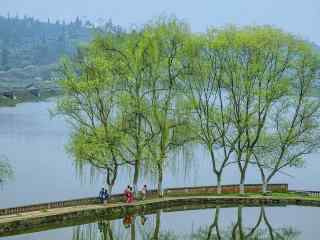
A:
[99, 187, 105, 203]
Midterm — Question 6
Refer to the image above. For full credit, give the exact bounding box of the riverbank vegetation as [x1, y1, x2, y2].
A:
[55, 17, 320, 195]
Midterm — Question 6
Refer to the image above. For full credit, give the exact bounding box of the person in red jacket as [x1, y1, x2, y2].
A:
[127, 186, 134, 203]
[123, 185, 129, 202]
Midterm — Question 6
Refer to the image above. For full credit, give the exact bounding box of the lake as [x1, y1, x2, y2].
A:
[0, 99, 319, 239]
[3, 205, 320, 239]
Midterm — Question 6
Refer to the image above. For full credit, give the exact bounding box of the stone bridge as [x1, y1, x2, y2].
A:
[1, 183, 319, 237]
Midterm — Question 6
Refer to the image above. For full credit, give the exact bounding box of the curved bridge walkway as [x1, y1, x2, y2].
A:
[0, 184, 319, 237]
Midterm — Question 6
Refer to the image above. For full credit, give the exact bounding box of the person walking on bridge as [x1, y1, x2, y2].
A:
[99, 187, 106, 203]
[103, 188, 109, 204]
[124, 185, 130, 202]
[127, 186, 134, 203]
[141, 184, 147, 200]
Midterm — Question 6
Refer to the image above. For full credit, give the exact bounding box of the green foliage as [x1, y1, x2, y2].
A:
[55, 17, 320, 194]
[183, 24, 320, 193]
[67, 127, 121, 167]
[139, 18, 194, 179]
[54, 35, 130, 189]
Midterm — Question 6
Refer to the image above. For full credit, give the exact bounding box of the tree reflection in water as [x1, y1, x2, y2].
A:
[191, 206, 300, 240]
[72, 206, 300, 240]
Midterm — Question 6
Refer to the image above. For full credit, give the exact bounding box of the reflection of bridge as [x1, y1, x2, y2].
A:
[73, 203, 302, 240]
[0, 184, 319, 237]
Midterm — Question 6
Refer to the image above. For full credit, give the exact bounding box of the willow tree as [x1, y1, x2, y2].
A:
[140, 18, 193, 196]
[184, 31, 242, 194]
[253, 41, 320, 193]
[214, 26, 300, 194]
[94, 30, 158, 194]
[55, 36, 131, 194]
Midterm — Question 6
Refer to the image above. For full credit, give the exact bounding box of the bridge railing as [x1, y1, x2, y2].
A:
[165, 183, 288, 195]
[0, 184, 288, 216]
[289, 190, 320, 198]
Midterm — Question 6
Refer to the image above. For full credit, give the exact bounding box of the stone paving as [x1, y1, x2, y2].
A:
[0, 196, 252, 224]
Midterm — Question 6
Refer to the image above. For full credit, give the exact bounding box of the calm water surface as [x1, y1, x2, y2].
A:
[0, 100, 319, 239]
[3, 206, 320, 240]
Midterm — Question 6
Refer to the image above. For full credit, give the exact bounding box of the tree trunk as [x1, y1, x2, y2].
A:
[239, 173, 245, 195]
[133, 159, 140, 196]
[157, 163, 163, 197]
[262, 179, 268, 194]
[106, 168, 116, 195]
[217, 173, 222, 194]
[257, 162, 267, 194]
[107, 184, 113, 196]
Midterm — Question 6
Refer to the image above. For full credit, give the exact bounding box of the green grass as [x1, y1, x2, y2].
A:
[147, 191, 320, 201]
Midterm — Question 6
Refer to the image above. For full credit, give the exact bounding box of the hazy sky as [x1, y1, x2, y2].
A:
[2, 0, 320, 44]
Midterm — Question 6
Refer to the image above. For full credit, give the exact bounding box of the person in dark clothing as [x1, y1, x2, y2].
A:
[103, 188, 109, 204]
[99, 187, 105, 203]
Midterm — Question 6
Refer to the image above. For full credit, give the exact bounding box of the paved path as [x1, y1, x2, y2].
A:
[1, 194, 320, 237]
[0, 195, 305, 225]
[0, 196, 211, 224]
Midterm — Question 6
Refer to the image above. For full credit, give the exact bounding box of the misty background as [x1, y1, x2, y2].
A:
[2, 0, 320, 44]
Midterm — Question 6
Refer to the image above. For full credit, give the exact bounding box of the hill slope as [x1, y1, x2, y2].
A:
[0, 15, 92, 71]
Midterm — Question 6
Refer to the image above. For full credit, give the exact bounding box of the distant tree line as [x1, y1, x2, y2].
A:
[0, 15, 123, 71]
[55, 17, 320, 195]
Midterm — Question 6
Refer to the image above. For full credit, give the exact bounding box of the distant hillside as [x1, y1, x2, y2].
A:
[0, 16, 122, 105]
[0, 15, 93, 71]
